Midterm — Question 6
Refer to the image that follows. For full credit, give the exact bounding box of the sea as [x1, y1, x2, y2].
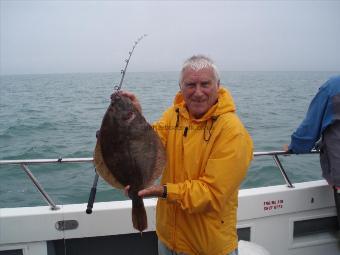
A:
[0, 71, 338, 208]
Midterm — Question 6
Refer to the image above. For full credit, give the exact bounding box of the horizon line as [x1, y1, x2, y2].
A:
[1, 70, 339, 76]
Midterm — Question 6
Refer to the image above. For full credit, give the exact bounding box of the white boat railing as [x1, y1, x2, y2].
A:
[254, 150, 319, 188]
[0, 150, 319, 210]
[0, 157, 93, 210]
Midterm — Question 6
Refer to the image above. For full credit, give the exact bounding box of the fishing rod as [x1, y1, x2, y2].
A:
[86, 168, 99, 214]
[86, 34, 147, 214]
[114, 34, 147, 92]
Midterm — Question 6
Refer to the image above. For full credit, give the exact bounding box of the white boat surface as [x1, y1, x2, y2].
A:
[0, 151, 339, 255]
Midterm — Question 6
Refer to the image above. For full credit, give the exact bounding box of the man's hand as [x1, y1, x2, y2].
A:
[283, 144, 293, 156]
[283, 144, 289, 152]
[120, 91, 142, 113]
[124, 185, 131, 197]
[138, 185, 164, 198]
[124, 184, 165, 198]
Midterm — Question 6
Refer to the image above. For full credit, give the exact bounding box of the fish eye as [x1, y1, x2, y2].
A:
[123, 111, 133, 121]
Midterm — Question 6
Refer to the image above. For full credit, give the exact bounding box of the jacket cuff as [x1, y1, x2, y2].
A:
[166, 183, 181, 201]
[288, 144, 295, 153]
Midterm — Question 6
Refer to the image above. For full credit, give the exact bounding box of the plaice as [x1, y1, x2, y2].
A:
[93, 95, 166, 232]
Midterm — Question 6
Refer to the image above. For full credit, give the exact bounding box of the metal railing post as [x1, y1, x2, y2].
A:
[272, 155, 294, 188]
[21, 164, 60, 210]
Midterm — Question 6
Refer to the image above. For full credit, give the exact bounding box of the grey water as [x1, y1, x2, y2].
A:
[0, 71, 338, 208]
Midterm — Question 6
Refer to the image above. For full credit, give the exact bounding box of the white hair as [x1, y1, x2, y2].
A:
[179, 55, 220, 84]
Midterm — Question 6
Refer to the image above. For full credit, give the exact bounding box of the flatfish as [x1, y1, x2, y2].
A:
[93, 93, 166, 232]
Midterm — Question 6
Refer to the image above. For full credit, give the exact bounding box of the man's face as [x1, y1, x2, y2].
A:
[180, 67, 220, 119]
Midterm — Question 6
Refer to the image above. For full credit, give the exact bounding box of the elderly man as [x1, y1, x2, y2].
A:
[125, 55, 253, 255]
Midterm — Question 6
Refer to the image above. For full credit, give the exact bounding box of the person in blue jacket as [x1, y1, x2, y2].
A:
[286, 75, 340, 227]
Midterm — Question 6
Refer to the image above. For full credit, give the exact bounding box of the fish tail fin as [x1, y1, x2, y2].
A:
[132, 197, 147, 232]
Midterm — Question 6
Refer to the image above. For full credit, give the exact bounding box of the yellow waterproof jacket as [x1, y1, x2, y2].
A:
[153, 87, 253, 255]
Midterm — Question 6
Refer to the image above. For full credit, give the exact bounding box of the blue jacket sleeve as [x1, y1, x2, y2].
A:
[289, 86, 329, 153]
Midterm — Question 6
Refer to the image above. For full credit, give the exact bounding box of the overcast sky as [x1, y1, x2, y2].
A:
[1, 0, 340, 75]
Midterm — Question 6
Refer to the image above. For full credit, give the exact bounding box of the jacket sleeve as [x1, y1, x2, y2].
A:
[289, 86, 329, 153]
[166, 129, 253, 214]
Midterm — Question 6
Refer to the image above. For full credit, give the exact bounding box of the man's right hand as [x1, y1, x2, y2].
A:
[283, 144, 293, 156]
[120, 91, 142, 113]
[283, 144, 289, 152]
